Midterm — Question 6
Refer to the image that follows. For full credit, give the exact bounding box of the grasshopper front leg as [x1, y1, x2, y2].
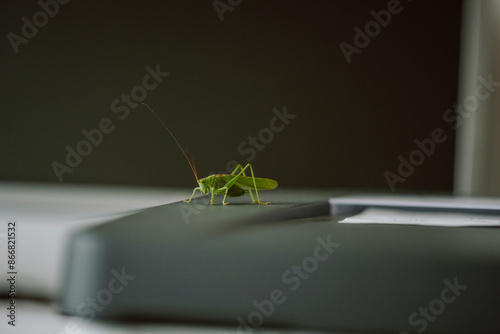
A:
[184, 187, 201, 203]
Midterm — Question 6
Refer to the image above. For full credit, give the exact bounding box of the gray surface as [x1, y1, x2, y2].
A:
[60, 195, 500, 333]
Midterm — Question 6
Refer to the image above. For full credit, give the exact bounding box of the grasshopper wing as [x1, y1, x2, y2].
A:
[233, 176, 278, 190]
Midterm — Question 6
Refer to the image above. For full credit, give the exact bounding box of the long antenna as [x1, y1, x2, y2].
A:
[141, 103, 198, 181]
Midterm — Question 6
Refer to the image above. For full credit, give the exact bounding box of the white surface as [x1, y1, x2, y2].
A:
[1, 300, 319, 334]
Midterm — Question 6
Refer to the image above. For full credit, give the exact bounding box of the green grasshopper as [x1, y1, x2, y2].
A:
[142, 104, 278, 205]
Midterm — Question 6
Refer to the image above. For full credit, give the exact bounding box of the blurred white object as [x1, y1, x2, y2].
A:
[0, 182, 189, 300]
[455, 0, 500, 196]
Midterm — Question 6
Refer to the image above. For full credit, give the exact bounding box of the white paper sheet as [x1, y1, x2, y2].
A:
[340, 207, 500, 227]
[330, 196, 500, 227]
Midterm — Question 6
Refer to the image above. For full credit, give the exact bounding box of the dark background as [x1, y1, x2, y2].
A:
[0, 0, 462, 192]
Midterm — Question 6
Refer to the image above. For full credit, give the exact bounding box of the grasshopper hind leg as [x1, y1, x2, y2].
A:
[245, 163, 269, 205]
[228, 163, 269, 205]
[247, 189, 256, 203]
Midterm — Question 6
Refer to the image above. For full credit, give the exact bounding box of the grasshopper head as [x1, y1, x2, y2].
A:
[198, 179, 209, 194]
